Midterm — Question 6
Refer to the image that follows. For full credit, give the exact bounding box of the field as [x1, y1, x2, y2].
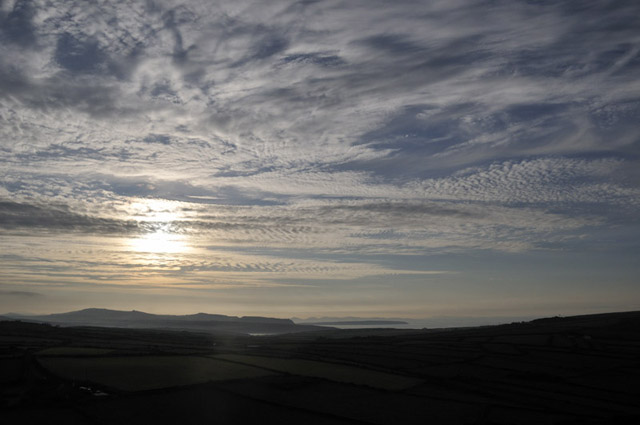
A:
[2, 311, 640, 424]
[37, 347, 114, 356]
[213, 353, 422, 390]
[38, 356, 275, 391]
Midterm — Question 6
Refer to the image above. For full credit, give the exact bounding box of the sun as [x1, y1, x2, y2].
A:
[125, 199, 192, 255]
[129, 232, 190, 254]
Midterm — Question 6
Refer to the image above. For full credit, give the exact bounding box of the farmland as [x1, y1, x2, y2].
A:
[213, 353, 422, 390]
[37, 347, 114, 356]
[2, 311, 640, 424]
[39, 356, 275, 391]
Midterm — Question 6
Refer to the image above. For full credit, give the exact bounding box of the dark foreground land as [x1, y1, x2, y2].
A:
[2, 311, 640, 424]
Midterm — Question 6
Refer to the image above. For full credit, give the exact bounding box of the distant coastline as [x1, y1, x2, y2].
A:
[306, 320, 408, 326]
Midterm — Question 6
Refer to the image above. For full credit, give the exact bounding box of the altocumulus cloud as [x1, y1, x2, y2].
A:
[0, 0, 639, 315]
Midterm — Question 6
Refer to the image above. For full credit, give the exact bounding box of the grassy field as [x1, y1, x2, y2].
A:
[213, 353, 422, 391]
[38, 355, 275, 391]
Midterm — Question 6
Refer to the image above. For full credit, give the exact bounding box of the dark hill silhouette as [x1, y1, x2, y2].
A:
[4, 308, 318, 335]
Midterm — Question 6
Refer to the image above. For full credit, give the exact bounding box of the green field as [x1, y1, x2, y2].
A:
[38, 355, 275, 391]
[213, 354, 422, 391]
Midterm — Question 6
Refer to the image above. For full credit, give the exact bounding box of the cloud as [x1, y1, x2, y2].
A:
[280, 52, 346, 68]
[54, 32, 109, 75]
[2, 0, 638, 180]
[0, 0, 638, 301]
[0, 0, 37, 47]
[419, 157, 640, 206]
[0, 200, 141, 234]
[0, 289, 43, 298]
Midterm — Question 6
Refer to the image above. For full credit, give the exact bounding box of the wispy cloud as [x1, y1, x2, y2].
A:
[1, 0, 638, 314]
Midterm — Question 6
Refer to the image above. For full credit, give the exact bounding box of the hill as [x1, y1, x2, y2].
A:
[4, 308, 326, 335]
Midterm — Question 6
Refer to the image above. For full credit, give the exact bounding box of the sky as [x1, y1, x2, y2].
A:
[1, 0, 639, 319]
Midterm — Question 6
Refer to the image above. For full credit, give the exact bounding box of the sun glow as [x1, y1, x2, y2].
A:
[128, 199, 184, 222]
[128, 232, 190, 254]
[125, 199, 192, 255]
